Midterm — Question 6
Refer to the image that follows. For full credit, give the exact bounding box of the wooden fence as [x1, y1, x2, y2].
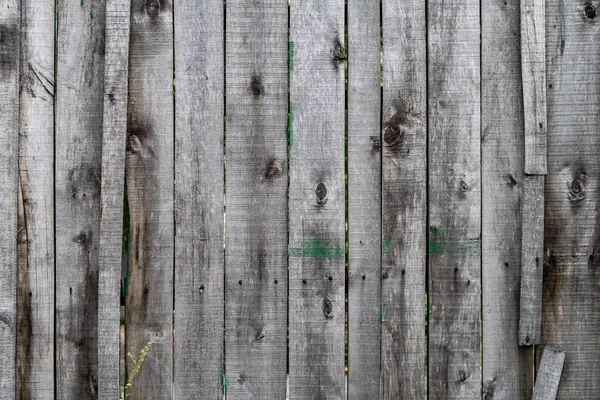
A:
[1, 0, 599, 398]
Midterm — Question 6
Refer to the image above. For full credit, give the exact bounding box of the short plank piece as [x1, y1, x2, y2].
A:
[288, 0, 346, 398]
[380, 0, 427, 398]
[532, 347, 565, 400]
[347, 0, 382, 398]
[224, 0, 288, 398]
[521, 0, 547, 175]
[427, 0, 482, 398]
[0, 0, 20, 398]
[173, 0, 224, 398]
[17, 0, 55, 397]
[125, 0, 174, 397]
[97, 0, 130, 398]
[55, 0, 105, 397]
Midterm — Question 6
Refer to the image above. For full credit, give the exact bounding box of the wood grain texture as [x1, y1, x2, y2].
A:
[427, 0, 481, 398]
[542, 0, 600, 398]
[225, 0, 288, 398]
[288, 0, 345, 398]
[533, 347, 565, 400]
[125, 0, 174, 398]
[16, 0, 54, 397]
[521, 0, 547, 175]
[55, 0, 105, 397]
[381, 0, 427, 398]
[97, 0, 130, 398]
[347, 0, 381, 398]
[481, 0, 534, 396]
[173, 0, 224, 398]
[0, 0, 20, 398]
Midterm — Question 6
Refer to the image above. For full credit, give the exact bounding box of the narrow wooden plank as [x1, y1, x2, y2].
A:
[427, 0, 481, 398]
[521, 0, 547, 175]
[380, 0, 427, 398]
[224, 1, 288, 398]
[533, 347, 565, 400]
[347, 0, 381, 398]
[173, 0, 224, 398]
[481, 0, 534, 396]
[55, 0, 105, 397]
[97, 0, 130, 398]
[542, 1, 600, 397]
[288, 0, 345, 397]
[16, 0, 54, 397]
[519, 175, 544, 346]
[0, 0, 20, 397]
[125, 0, 174, 397]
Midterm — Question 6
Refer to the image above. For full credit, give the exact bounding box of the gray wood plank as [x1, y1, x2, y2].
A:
[380, 0, 427, 398]
[533, 347, 565, 400]
[55, 0, 105, 397]
[97, 0, 130, 398]
[16, 0, 54, 397]
[521, 0, 547, 175]
[481, 0, 534, 396]
[347, 0, 381, 398]
[0, 0, 20, 398]
[427, 0, 481, 398]
[542, 0, 600, 398]
[288, 0, 345, 398]
[224, 1, 288, 399]
[173, 0, 224, 398]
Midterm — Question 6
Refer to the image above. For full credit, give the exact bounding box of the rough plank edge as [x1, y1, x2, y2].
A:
[532, 347, 565, 400]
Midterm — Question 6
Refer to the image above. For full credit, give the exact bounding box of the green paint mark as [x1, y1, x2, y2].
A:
[382, 239, 390, 255]
[287, 102, 294, 149]
[289, 41, 294, 71]
[290, 236, 344, 259]
[220, 373, 229, 400]
[80, 0, 83, 5]
[381, 312, 385, 323]
[429, 227, 480, 256]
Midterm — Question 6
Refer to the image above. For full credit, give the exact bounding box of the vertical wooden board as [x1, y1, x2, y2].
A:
[17, 0, 54, 397]
[55, 0, 105, 397]
[125, 0, 174, 398]
[225, 0, 288, 399]
[380, 0, 427, 398]
[97, 0, 130, 398]
[427, 0, 481, 398]
[0, 0, 19, 398]
[481, 0, 534, 397]
[288, 0, 345, 398]
[542, 0, 600, 398]
[347, 0, 381, 398]
[533, 347, 565, 400]
[174, 0, 224, 398]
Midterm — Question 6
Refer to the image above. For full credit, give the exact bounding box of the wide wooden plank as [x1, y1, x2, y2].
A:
[288, 0, 345, 398]
[125, 0, 174, 397]
[55, 1, 105, 397]
[481, 0, 534, 396]
[542, 0, 600, 397]
[97, 0, 130, 398]
[380, 0, 427, 398]
[224, 0, 288, 398]
[16, 0, 54, 397]
[533, 347, 565, 400]
[173, 0, 224, 398]
[347, 0, 381, 398]
[0, 0, 20, 397]
[427, 0, 481, 398]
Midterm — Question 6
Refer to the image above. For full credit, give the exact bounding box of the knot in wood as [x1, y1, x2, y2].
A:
[145, 0, 161, 18]
[332, 41, 346, 63]
[458, 370, 467, 382]
[264, 158, 283, 181]
[127, 134, 142, 153]
[250, 75, 263, 96]
[322, 297, 333, 320]
[316, 182, 327, 206]
[459, 179, 470, 192]
[567, 177, 586, 204]
[585, 3, 597, 19]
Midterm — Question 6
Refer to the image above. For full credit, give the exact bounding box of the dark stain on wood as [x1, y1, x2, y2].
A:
[0, 22, 18, 79]
[68, 167, 101, 200]
[506, 173, 518, 187]
[17, 191, 32, 400]
[264, 157, 284, 181]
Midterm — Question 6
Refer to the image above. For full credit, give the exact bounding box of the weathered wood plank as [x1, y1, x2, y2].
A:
[224, 0, 288, 398]
[173, 0, 224, 398]
[16, 0, 54, 397]
[427, 0, 481, 398]
[542, 1, 600, 398]
[347, 0, 381, 398]
[125, 0, 174, 397]
[0, 0, 20, 397]
[533, 347, 565, 400]
[521, 0, 547, 175]
[380, 0, 427, 398]
[481, 0, 534, 396]
[55, 0, 105, 397]
[97, 0, 130, 398]
[288, 0, 345, 398]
